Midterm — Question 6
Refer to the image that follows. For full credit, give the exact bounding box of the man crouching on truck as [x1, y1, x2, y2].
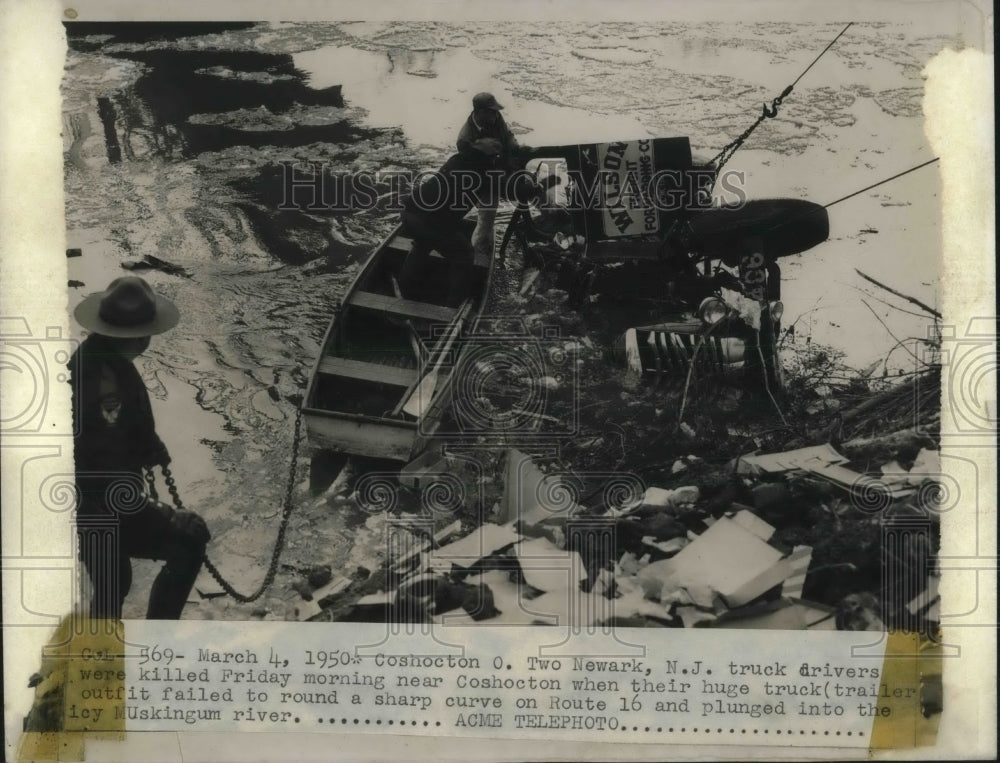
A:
[457, 92, 522, 172]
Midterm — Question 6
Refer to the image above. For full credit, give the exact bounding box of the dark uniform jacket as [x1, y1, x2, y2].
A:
[70, 335, 168, 519]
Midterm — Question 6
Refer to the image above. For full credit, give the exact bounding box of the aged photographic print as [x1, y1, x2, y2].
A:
[1, 2, 994, 760]
[54, 17, 951, 627]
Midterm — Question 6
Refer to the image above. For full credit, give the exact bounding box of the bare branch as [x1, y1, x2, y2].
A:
[859, 299, 926, 367]
[854, 269, 942, 319]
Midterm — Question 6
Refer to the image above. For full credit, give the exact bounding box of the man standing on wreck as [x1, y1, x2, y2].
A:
[71, 276, 210, 619]
[457, 92, 521, 171]
[456, 92, 526, 258]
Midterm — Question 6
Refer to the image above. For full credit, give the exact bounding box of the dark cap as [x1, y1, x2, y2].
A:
[472, 92, 503, 111]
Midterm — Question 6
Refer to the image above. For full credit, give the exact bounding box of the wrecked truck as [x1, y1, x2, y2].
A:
[504, 137, 830, 391]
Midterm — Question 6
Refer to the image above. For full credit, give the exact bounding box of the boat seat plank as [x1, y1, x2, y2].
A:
[349, 290, 457, 323]
[318, 356, 417, 387]
[386, 235, 413, 251]
[385, 236, 444, 259]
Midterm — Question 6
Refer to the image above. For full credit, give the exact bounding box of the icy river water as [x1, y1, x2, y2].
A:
[61, 20, 965, 619]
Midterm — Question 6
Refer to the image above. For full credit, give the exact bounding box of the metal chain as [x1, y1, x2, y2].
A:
[144, 469, 159, 501]
[157, 406, 305, 604]
[708, 24, 852, 173]
[497, 205, 530, 263]
[709, 87, 791, 172]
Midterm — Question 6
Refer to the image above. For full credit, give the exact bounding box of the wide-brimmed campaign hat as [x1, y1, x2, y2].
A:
[74, 276, 180, 338]
[472, 92, 503, 111]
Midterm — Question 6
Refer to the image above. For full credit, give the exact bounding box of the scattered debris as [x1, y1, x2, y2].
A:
[399, 448, 450, 489]
[641, 536, 688, 555]
[616, 485, 700, 518]
[638, 511, 791, 608]
[290, 578, 313, 600]
[736, 443, 848, 475]
[430, 523, 521, 570]
[780, 546, 814, 599]
[500, 449, 577, 527]
[806, 462, 914, 499]
[320, 430, 940, 631]
[618, 551, 649, 576]
[392, 519, 463, 573]
[670, 455, 702, 474]
[751, 482, 793, 521]
[121, 254, 191, 278]
[306, 564, 332, 589]
[514, 536, 586, 593]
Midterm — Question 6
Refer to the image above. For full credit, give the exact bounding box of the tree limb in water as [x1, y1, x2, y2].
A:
[855, 269, 942, 319]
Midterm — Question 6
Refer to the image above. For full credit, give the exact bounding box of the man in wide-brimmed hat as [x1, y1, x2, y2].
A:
[71, 276, 209, 620]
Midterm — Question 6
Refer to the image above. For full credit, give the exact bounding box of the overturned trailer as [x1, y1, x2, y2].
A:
[505, 137, 830, 390]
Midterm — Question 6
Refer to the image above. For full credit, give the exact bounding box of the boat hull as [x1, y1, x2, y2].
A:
[302, 213, 494, 463]
[304, 409, 418, 462]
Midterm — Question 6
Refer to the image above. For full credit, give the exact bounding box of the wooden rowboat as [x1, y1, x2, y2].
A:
[302, 215, 493, 462]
